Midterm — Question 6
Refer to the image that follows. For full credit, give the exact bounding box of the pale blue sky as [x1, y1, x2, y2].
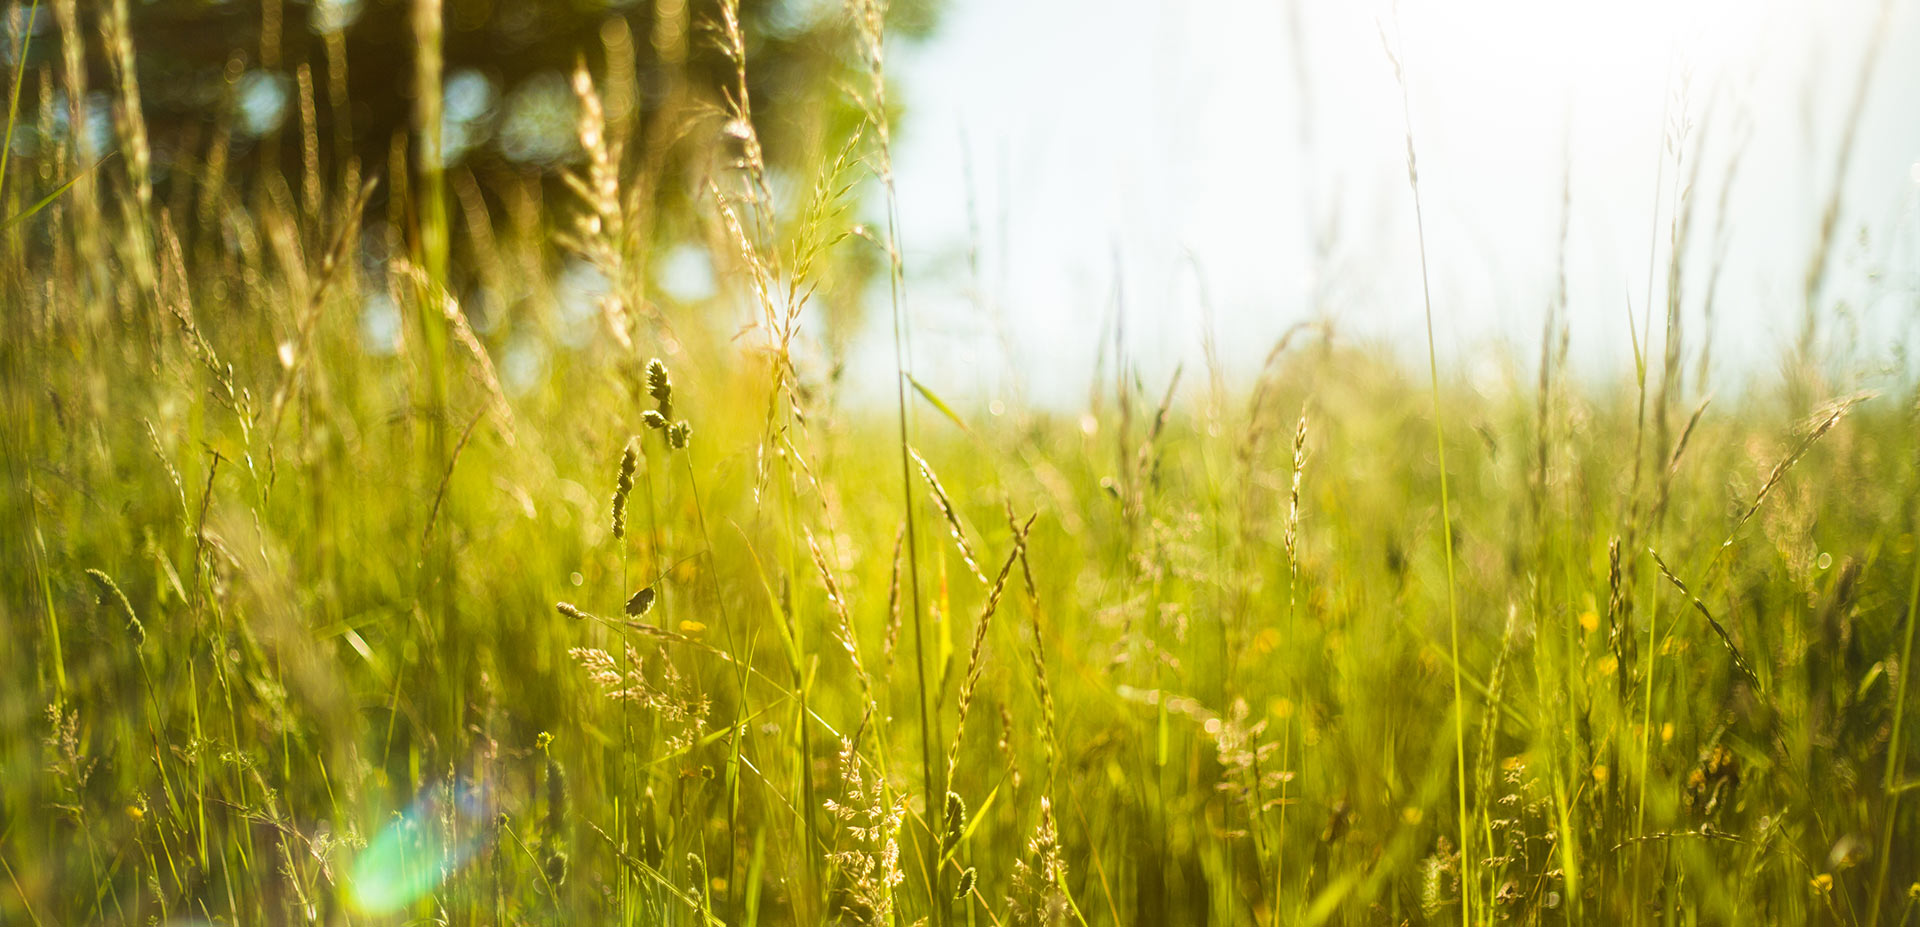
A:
[865, 0, 1920, 408]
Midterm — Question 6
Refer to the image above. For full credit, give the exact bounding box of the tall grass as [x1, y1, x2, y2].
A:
[1383, 22, 1474, 926]
[2, 1, 1919, 925]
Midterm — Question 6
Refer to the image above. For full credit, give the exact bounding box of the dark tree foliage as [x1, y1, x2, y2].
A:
[22, 0, 934, 227]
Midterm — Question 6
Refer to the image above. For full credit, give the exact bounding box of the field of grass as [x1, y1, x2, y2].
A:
[4, 0, 1920, 925]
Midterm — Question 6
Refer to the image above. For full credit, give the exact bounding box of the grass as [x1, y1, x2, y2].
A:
[3, 0, 1920, 924]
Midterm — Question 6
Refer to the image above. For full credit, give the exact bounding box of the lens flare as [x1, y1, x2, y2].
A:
[346, 777, 495, 914]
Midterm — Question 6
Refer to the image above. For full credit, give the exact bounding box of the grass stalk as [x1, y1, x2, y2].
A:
[1385, 26, 1472, 925]
[1870, 499, 1920, 925]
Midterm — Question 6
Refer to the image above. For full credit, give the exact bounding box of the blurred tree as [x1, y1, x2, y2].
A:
[22, 0, 935, 235]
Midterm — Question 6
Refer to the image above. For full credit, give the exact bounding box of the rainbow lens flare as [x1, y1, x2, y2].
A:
[346, 778, 494, 914]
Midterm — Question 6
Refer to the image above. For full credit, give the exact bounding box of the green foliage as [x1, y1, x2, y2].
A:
[2, 1, 1919, 925]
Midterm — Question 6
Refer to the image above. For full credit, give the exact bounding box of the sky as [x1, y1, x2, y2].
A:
[861, 0, 1920, 409]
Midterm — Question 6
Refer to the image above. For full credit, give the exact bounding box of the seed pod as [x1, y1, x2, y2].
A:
[556, 602, 586, 620]
[955, 866, 976, 899]
[641, 409, 669, 430]
[669, 421, 692, 450]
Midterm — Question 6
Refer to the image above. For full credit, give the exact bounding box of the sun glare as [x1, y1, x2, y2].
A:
[1400, 0, 1762, 160]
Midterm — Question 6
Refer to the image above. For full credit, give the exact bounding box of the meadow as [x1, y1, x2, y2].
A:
[2, 0, 1919, 924]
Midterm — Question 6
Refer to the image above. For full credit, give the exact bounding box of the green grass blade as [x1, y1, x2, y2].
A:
[907, 373, 971, 434]
[3, 152, 114, 233]
[0, 0, 41, 208]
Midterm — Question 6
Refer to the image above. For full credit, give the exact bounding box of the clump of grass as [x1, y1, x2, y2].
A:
[5, 0, 1918, 923]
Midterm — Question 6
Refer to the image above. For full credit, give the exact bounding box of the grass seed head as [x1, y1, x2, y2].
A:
[626, 586, 656, 617]
[942, 790, 967, 852]
[86, 568, 146, 645]
[646, 359, 673, 404]
[612, 443, 638, 539]
[910, 447, 987, 583]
